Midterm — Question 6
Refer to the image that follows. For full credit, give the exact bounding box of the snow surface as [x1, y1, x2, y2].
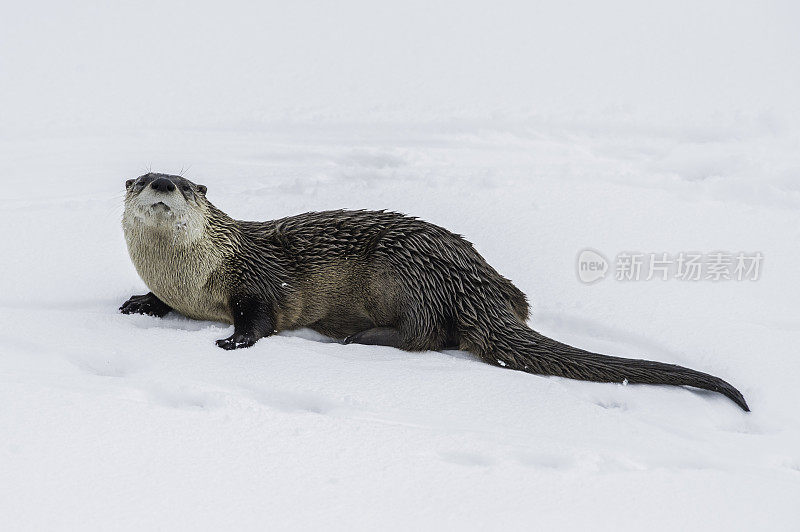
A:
[2, 1, 800, 530]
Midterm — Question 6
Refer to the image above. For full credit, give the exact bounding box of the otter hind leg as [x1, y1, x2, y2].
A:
[343, 326, 459, 351]
[343, 327, 405, 348]
[120, 292, 171, 317]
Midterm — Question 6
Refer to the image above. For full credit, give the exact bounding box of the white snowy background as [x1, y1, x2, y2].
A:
[2, 1, 799, 530]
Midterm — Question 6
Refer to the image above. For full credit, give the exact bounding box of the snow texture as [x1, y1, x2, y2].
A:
[1, 1, 799, 530]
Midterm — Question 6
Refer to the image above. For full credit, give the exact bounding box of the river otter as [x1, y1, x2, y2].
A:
[120, 173, 749, 411]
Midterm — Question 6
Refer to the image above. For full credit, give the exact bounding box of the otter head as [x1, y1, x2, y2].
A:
[122, 173, 209, 244]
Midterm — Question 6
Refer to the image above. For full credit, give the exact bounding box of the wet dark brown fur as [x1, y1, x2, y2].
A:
[121, 173, 749, 411]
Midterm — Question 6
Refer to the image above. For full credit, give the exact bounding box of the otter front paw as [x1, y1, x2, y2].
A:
[120, 293, 171, 317]
[216, 333, 257, 350]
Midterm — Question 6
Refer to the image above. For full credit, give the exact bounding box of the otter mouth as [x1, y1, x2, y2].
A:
[151, 201, 171, 212]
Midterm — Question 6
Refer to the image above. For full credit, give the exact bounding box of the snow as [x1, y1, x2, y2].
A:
[2, 1, 800, 530]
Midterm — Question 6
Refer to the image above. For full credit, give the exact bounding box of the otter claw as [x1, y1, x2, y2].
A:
[216, 334, 256, 350]
[120, 293, 171, 317]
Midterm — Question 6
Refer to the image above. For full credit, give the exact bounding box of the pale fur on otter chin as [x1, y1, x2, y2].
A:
[122, 188, 207, 245]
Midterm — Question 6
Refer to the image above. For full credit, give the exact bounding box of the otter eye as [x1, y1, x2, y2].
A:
[125, 179, 135, 188]
[197, 185, 207, 194]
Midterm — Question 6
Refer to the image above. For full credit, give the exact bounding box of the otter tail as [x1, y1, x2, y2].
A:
[459, 312, 749, 411]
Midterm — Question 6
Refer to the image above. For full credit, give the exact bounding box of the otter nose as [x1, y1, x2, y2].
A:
[151, 177, 175, 193]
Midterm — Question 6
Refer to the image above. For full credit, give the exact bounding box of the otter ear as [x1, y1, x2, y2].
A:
[197, 184, 207, 195]
[125, 179, 135, 189]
